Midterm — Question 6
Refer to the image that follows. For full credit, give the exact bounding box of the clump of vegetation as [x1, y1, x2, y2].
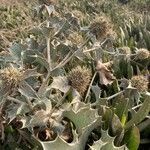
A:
[0, 0, 150, 150]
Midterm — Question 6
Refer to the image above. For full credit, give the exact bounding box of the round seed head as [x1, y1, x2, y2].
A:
[0, 50, 10, 56]
[72, 10, 85, 21]
[68, 32, 84, 45]
[67, 66, 92, 95]
[118, 46, 131, 55]
[89, 16, 116, 40]
[136, 48, 149, 60]
[131, 75, 148, 92]
[0, 67, 23, 88]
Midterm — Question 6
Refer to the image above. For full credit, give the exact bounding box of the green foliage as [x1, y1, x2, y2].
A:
[123, 126, 140, 150]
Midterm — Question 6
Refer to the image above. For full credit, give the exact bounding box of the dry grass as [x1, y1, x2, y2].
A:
[0, 0, 37, 51]
[0, 0, 28, 5]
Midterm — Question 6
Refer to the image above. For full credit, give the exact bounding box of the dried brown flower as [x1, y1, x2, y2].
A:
[135, 48, 149, 60]
[89, 16, 116, 40]
[0, 51, 10, 56]
[118, 46, 131, 55]
[96, 60, 115, 85]
[0, 67, 23, 88]
[68, 32, 84, 45]
[72, 10, 85, 21]
[131, 75, 148, 92]
[67, 66, 91, 95]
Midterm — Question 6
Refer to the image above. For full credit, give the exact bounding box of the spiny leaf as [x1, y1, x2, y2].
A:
[111, 114, 123, 137]
[115, 98, 129, 126]
[125, 93, 150, 129]
[90, 130, 128, 150]
[63, 102, 99, 134]
[45, 5, 55, 16]
[9, 43, 26, 61]
[41, 26, 55, 37]
[42, 98, 52, 112]
[40, 131, 79, 150]
[101, 129, 114, 142]
[47, 76, 70, 93]
[91, 85, 101, 102]
[90, 139, 105, 150]
[79, 117, 102, 150]
[6, 103, 20, 122]
[18, 81, 39, 99]
[31, 54, 50, 71]
[29, 110, 49, 127]
[100, 142, 127, 150]
[17, 103, 31, 115]
[22, 68, 42, 80]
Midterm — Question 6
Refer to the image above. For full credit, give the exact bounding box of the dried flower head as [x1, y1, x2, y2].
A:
[118, 46, 131, 55]
[135, 48, 149, 60]
[0, 50, 10, 56]
[89, 16, 116, 40]
[68, 32, 84, 45]
[0, 67, 23, 88]
[72, 10, 85, 21]
[67, 66, 91, 95]
[131, 75, 148, 92]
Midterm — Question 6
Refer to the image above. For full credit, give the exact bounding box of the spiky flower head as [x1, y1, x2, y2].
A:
[68, 32, 84, 45]
[0, 66, 23, 88]
[118, 46, 131, 55]
[131, 75, 148, 92]
[135, 48, 149, 60]
[67, 66, 92, 95]
[89, 16, 116, 40]
[72, 10, 85, 21]
[0, 50, 10, 56]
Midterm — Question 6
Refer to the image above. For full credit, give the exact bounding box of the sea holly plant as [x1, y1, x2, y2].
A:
[0, 0, 150, 150]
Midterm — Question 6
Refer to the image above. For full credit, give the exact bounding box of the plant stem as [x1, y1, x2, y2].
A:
[47, 37, 51, 70]
[132, 104, 142, 110]
[46, 21, 52, 70]
[85, 72, 97, 103]
[7, 96, 24, 104]
[107, 90, 124, 101]
[91, 90, 124, 107]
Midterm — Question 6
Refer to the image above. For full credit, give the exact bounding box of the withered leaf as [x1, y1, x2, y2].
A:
[96, 60, 115, 85]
